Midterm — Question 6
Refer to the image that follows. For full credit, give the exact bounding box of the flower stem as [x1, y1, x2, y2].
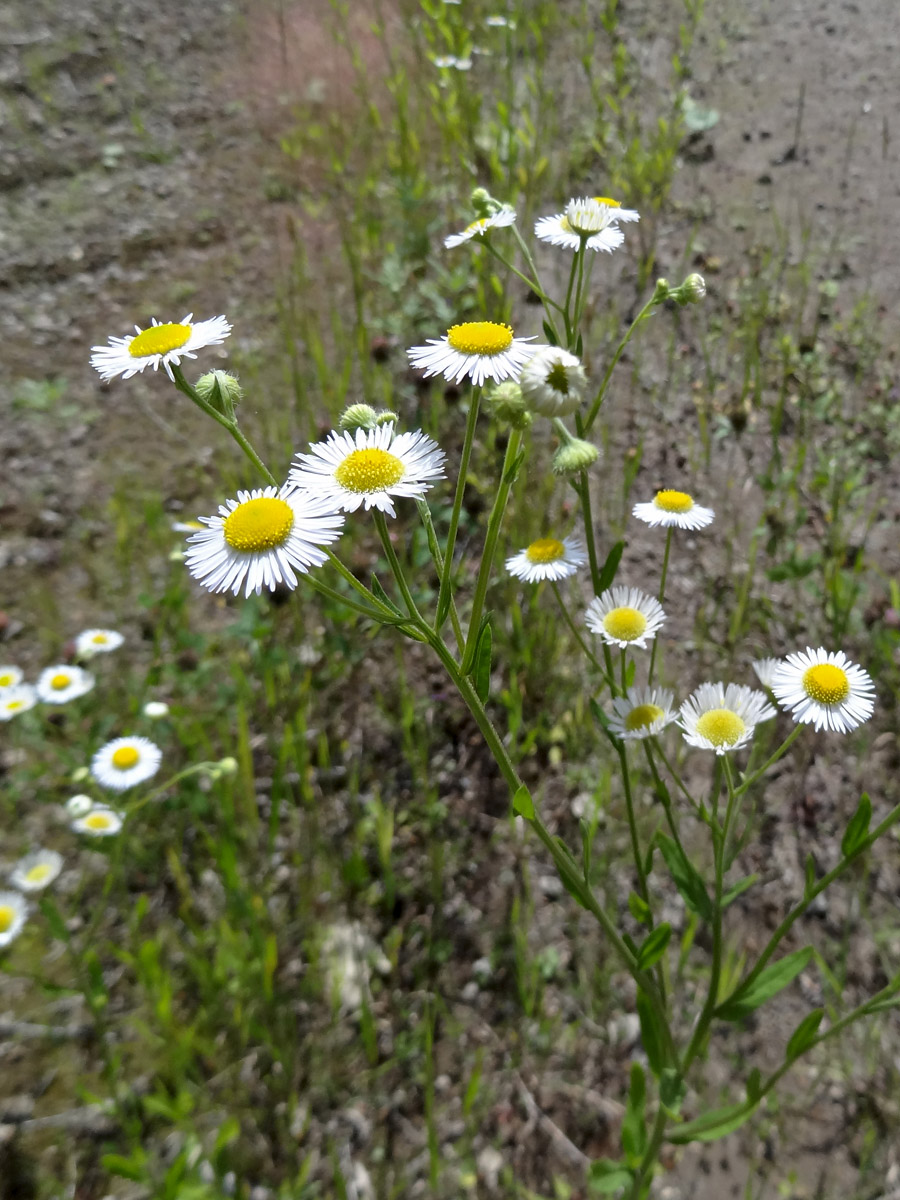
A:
[583, 294, 659, 433]
[436, 387, 481, 637]
[170, 364, 277, 487]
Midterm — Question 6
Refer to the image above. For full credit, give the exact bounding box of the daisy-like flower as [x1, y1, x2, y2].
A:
[752, 657, 781, 690]
[679, 682, 776, 755]
[72, 808, 123, 837]
[432, 54, 472, 69]
[519, 347, 588, 417]
[406, 321, 542, 387]
[590, 195, 641, 223]
[770, 647, 875, 734]
[288, 425, 445, 519]
[90, 313, 231, 382]
[0, 665, 22, 689]
[65, 794, 94, 817]
[74, 629, 124, 657]
[185, 485, 344, 597]
[35, 665, 95, 705]
[607, 686, 677, 741]
[143, 700, 170, 719]
[632, 489, 715, 531]
[585, 586, 666, 650]
[91, 736, 162, 792]
[506, 536, 586, 583]
[444, 208, 516, 249]
[0, 685, 37, 721]
[10, 849, 64, 893]
[534, 198, 626, 253]
[0, 892, 28, 948]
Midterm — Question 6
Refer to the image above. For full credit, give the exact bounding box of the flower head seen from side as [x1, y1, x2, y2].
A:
[679, 682, 776, 755]
[0, 685, 37, 721]
[632, 490, 715, 531]
[90, 313, 232, 382]
[444, 207, 516, 249]
[65, 794, 94, 818]
[289, 425, 445, 519]
[0, 892, 28, 948]
[585, 586, 666, 650]
[607, 686, 677, 741]
[407, 321, 541, 387]
[534, 198, 626, 253]
[73, 807, 123, 837]
[0, 665, 23, 689]
[185, 486, 344, 598]
[752, 657, 782, 691]
[35, 665, 94, 705]
[591, 196, 640, 223]
[91, 736, 162, 792]
[519, 347, 588, 417]
[10, 849, 64, 893]
[770, 647, 875, 734]
[74, 629, 124, 657]
[506, 536, 586, 583]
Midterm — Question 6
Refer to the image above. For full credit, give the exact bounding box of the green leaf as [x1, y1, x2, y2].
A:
[628, 890, 652, 927]
[473, 621, 492, 702]
[864, 994, 900, 1015]
[370, 573, 403, 618]
[841, 793, 872, 858]
[597, 540, 625, 593]
[722, 874, 758, 908]
[588, 1160, 633, 1194]
[581, 819, 592, 883]
[39, 898, 69, 943]
[102, 1153, 147, 1182]
[785, 1008, 824, 1060]
[660, 1068, 686, 1116]
[636, 990, 664, 1078]
[512, 784, 534, 820]
[656, 833, 712, 921]
[621, 1063, 647, 1162]
[502, 450, 526, 486]
[637, 924, 671, 970]
[745, 1068, 761, 1104]
[715, 947, 813, 1022]
[667, 1101, 757, 1144]
[804, 852, 817, 898]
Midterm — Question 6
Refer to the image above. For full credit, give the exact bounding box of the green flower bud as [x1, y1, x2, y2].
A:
[338, 403, 378, 432]
[374, 410, 399, 426]
[195, 370, 243, 414]
[680, 272, 707, 303]
[470, 187, 505, 217]
[553, 436, 600, 476]
[487, 380, 533, 430]
[653, 278, 670, 303]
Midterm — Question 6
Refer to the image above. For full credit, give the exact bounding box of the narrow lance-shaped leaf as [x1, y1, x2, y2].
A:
[841, 793, 872, 858]
[716, 947, 813, 1022]
[656, 833, 712, 922]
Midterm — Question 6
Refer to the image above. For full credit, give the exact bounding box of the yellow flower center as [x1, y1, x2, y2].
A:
[5, 700, 24, 712]
[112, 746, 140, 770]
[223, 497, 295, 552]
[446, 321, 514, 356]
[802, 663, 850, 705]
[625, 703, 664, 731]
[0, 905, 14, 933]
[654, 490, 694, 513]
[526, 537, 565, 564]
[129, 322, 191, 359]
[464, 218, 490, 234]
[86, 813, 113, 831]
[0, 672, 14, 686]
[592, 196, 622, 208]
[25, 864, 51, 885]
[91, 634, 109, 645]
[335, 448, 405, 494]
[695, 708, 746, 747]
[51, 673, 72, 690]
[603, 607, 648, 642]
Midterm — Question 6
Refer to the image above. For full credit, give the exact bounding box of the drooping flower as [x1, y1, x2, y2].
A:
[534, 198, 627, 253]
[407, 321, 541, 387]
[679, 682, 775, 755]
[91, 736, 162, 792]
[90, 314, 231, 382]
[585, 586, 666, 650]
[770, 647, 875, 734]
[444, 207, 516, 249]
[519, 347, 588, 417]
[607, 686, 678, 741]
[74, 629, 124, 657]
[10, 849, 63, 893]
[35, 665, 94, 705]
[506, 536, 586, 583]
[632, 489, 714, 531]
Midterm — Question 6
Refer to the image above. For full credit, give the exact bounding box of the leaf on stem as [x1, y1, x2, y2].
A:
[722, 873, 758, 908]
[715, 947, 813, 1022]
[785, 1008, 824, 1060]
[636, 923, 672, 970]
[841, 792, 872, 858]
[472, 620, 492, 702]
[621, 1062, 647, 1162]
[588, 1160, 634, 1193]
[667, 1100, 757, 1144]
[512, 784, 534, 820]
[370, 574, 404, 618]
[597, 540, 625, 593]
[655, 833, 712, 922]
[628, 890, 653, 927]
[636, 990, 665, 1078]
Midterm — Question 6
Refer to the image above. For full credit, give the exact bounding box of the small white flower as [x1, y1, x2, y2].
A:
[506, 536, 586, 583]
[679, 682, 776, 755]
[534, 198, 626, 253]
[432, 54, 472, 69]
[0, 684, 38, 721]
[35, 665, 95, 705]
[74, 629, 124, 657]
[0, 665, 23, 689]
[607, 686, 678, 741]
[585, 586, 666, 650]
[91, 736, 162, 792]
[770, 647, 875, 734]
[10, 849, 64, 893]
[407, 320, 543, 387]
[185, 485, 344, 598]
[632, 489, 715, 531]
[519, 347, 588, 417]
[90, 313, 232, 382]
[751, 657, 782, 690]
[444, 208, 516, 249]
[72, 807, 123, 837]
[65, 794, 94, 817]
[143, 701, 170, 719]
[289, 425, 445, 519]
[0, 892, 28, 948]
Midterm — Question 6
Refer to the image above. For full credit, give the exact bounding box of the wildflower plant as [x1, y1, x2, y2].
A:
[84, 183, 900, 1198]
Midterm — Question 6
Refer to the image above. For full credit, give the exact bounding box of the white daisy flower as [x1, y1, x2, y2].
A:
[65, 794, 94, 817]
[407, 321, 542, 387]
[0, 684, 38, 721]
[0, 665, 23, 689]
[534, 198, 626, 253]
[35, 665, 95, 705]
[679, 682, 776, 755]
[90, 313, 232, 382]
[632, 489, 715, 531]
[74, 629, 124, 657]
[185, 485, 344, 598]
[770, 647, 875, 734]
[585, 586, 666, 650]
[590, 195, 641, 223]
[72, 807, 123, 837]
[506, 536, 586, 583]
[0, 891, 28, 948]
[10, 849, 64, 893]
[751, 657, 782, 690]
[444, 208, 516, 249]
[91, 736, 162, 792]
[432, 54, 472, 69]
[288, 425, 445, 519]
[607, 686, 678, 741]
[519, 347, 588, 417]
[143, 701, 170, 719]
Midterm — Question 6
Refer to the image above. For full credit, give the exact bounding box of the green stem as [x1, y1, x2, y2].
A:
[171, 365, 278, 486]
[483, 241, 564, 318]
[562, 247, 581, 344]
[550, 583, 614, 688]
[629, 1103, 669, 1200]
[324, 549, 403, 621]
[436, 387, 481, 635]
[648, 528, 672, 685]
[732, 724, 803, 799]
[643, 741, 692, 859]
[415, 499, 464, 651]
[617, 741, 649, 906]
[583, 295, 658, 433]
[373, 511, 424, 622]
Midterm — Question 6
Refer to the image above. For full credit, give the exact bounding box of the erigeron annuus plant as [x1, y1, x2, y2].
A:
[90, 190, 900, 1197]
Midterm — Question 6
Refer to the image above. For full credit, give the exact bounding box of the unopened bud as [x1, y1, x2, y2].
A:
[143, 701, 169, 719]
[487, 381, 532, 430]
[71, 766, 90, 784]
[677, 273, 706, 305]
[553, 436, 600, 476]
[470, 186, 505, 217]
[195, 370, 243, 414]
[374, 410, 399, 426]
[338, 404, 378, 432]
[653, 278, 670, 303]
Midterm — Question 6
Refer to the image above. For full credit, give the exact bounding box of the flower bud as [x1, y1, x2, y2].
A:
[653, 278, 670, 303]
[195, 370, 243, 414]
[143, 701, 170, 719]
[486, 380, 533, 430]
[71, 766, 90, 783]
[65, 793, 93, 817]
[338, 404, 378, 432]
[471, 187, 503, 217]
[374, 410, 399, 426]
[677, 273, 706, 305]
[553, 436, 599, 476]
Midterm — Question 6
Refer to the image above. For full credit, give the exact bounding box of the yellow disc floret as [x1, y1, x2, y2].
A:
[91, 634, 109, 645]
[129, 322, 192, 359]
[112, 746, 140, 771]
[5, 700, 24, 712]
[695, 708, 746, 747]
[593, 196, 622, 208]
[335, 448, 405, 494]
[0, 672, 14, 686]
[223, 497, 295, 552]
[603, 607, 648, 642]
[50, 673, 72, 691]
[654, 490, 694, 513]
[25, 864, 51, 885]
[802, 663, 850, 705]
[625, 703, 664, 732]
[0, 905, 14, 933]
[446, 321, 514, 356]
[526, 537, 565, 564]
[465, 218, 489, 234]
[86, 814, 113, 831]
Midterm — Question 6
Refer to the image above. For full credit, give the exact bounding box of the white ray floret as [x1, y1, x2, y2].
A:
[407, 320, 542, 387]
[35, 665, 95, 705]
[72, 807, 123, 837]
[0, 665, 23, 689]
[506, 536, 586, 583]
[770, 647, 875, 734]
[90, 313, 232, 382]
[607, 686, 678, 741]
[74, 629, 124, 657]
[751, 657, 782, 690]
[534, 198, 627, 253]
[632, 489, 715, 531]
[10, 849, 64, 893]
[0, 684, 38, 721]
[585, 586, 666, 650]
[679, 682, 776, 755]
[91, 736, 162, 792]
[590, 195, 641, 223]
[444, 207, 516, 249]
[519, 347, 588, 417]
[0, 891, 28, 948]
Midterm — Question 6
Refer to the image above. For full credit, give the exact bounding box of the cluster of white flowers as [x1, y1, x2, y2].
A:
[0, 630, 126, 723]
